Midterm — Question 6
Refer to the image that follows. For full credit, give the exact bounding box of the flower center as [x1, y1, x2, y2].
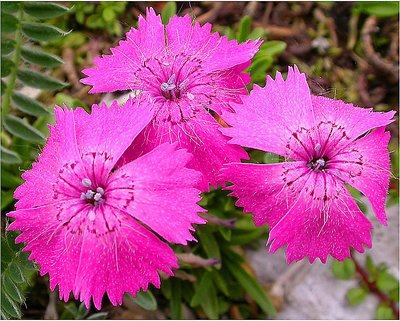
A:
[160, 73, 193, 101]
[307, 156, 329, 172]
[79, 178, 106, 206]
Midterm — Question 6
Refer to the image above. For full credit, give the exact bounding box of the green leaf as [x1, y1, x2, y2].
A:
[248, 27, 265, 40]
[230, 228, 266, 245]
[1, 80, 6, 95]
[8, 262, 26, 284]
[346, 287, 367, 306]
[250, 56, 273, 84]
[11, 92, 50, 116]
[1, 38, 15, 55]
[87, 312, 109, 320]
[224, 256, 276, 316]
[1, 168, 23, 188]
[23, 2, 70, 19]
[4, 115, 46, 142]
[21, 46, 64, 68]
[198, 228, 221, 268]
[128, 290, 157, 311]
[161, 2, 177, 24]
[17, 69, 68, 90]
[2, 276, 24, 303]
[237, 16, 251, 43]
[1, 190, 14, 210]
[1, 13, 18, 34]
[376, 303, 395, 319]
[1, 146, 21, 164]
[331, 258, 356, 280]
[191, 272, 219, 319]
[1, 2, 19, 14]
[102, 7, 116, 22]
[22, 22, 69, 42]
[353, 1, 399, 17]
[259, 41, 287, 57]
[170, 279, 182, 319]
[376, 271, 398, 292]
[1, 56, 14, 77]
[1, 292, 22, 319]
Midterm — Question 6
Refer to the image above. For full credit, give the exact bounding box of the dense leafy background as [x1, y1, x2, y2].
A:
[1, 1, 399, 319]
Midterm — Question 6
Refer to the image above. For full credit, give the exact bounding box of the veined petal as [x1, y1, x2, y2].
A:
[81, 8, 165, 93]
[14, 107, 81, 209]
[267, 173, 373, 263]
[166, 14, 261, 73]
[73, 97, 153, 169]
[120, 107, 249, 191]
[222, 66, 315, 159]
[7, 202, 178, 310]
[107, 143, 206, 245]
[330, 127, 391, 225]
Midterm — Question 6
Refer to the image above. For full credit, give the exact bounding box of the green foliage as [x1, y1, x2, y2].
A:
[59, 302, 108, 320]
[1, 232, 37, 319]
[161, 2, 177, 24]
[375, 304, 396, 320]
[346, 287, 368, 306]
[353, 1, 399, 17]
[127, 290, 158, 311]
[331, 258, 356, 280]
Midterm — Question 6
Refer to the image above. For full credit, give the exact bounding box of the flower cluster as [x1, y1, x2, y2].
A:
[8, 8, 395, 310]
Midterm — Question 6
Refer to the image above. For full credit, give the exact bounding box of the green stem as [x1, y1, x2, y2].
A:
[2, 4, 24, 123]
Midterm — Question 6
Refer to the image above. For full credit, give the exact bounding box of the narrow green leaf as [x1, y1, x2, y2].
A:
[354, 1, 399, 17]
[237, 16, 252, 43]
[170, 279, 182, 319]
[1, 56, 14, 77]
[87, 312, 109, 320]
[17, 69, 68, 90]
[191, 272, 219, 319]
[161, 2, 177, 24]
[22, 22, 69, 42]
[21, 46, 64, 68]
[2, 276, 24, 303]
[1, 38, 15, 55]
[346, 287, 368, 306]
[230, 228, 266, 245]
[1, 146, 21, 164]
[1, 168, 23, 188]
[1, 237, 14, 265]
[1, 13, 18, 34]
[224, 256, 276, 316]
[128, 290, 157, 311]
[9, 262, 25, 284]
[1, 291, 22, 319]
[1, 2, 19, 14]
[376, 271, 398, 292]
[198, 228, 221, 268]
[376, 303, 395, 319]
[259, 41, 287, 57]
[1, 80, 6, 95]
[12, 92, 50, 116]
[331, 259, 356, 280]
[23, 2, 70, 19]
[4, 115, 46, 142]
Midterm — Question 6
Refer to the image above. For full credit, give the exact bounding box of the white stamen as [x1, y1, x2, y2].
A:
[314, 143, 321, 151]
[316, 158, 325, 167]
[80, 192, 87, 200]
[168, 74, 176, 84]
[96, 187, 105, 195]
[187, 92, 194, 100]
[162, 62, 170, 66]
[179, 79, 189, 90]
[161, 82, 170, 91]
[82, 178, 92, 187]
[85, 190, 95, 199]
[94, 193, 102, 201]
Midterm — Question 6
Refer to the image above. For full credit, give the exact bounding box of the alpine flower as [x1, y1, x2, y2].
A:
[7, 98, 205, 309]
[221, 66, 395, 263]
[81, 8, 261, 191]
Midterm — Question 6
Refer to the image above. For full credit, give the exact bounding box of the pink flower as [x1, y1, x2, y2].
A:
[221, 66, 395, 263]
[7, 98, 205, 309]
[81, 8, 261, 191]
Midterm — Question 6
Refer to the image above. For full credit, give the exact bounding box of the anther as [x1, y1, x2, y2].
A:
[82, 178, 92, 187]
[96, 187, 105, 195]
[314, 143, 321, 151]
[85, 190, 95, 199]
[94, 193, 102, 201]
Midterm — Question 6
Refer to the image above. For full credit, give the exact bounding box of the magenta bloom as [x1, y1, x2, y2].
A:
[81, 8, 261, 190]
[7, 99, 205, 309]
[221, 66, 395, 263]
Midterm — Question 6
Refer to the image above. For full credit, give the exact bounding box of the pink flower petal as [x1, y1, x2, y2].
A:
[14, 107, 80, 209]
[7, 201, 178, 310]
[267, 174, 373, 263]
[222, 66, 315, 158]
[120, 107, 249, 191]
[330, 127, 392, 225]
[108, 142, 206, 244]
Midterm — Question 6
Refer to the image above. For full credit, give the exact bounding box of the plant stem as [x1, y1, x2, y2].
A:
[2, 4, 24, 122]
[351, 252, 399, 319]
